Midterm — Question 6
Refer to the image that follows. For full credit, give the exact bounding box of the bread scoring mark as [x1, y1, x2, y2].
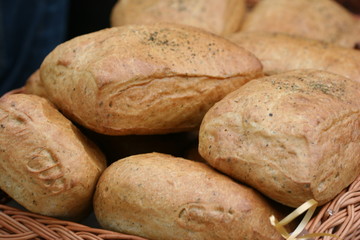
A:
[0, 108, 30, 136]
[27, 148, 67, 195]
[176, 202, 234, 231]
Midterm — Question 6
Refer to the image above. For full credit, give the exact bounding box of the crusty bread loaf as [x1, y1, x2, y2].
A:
[241, 0, 360, 48]
[246, 0, 360, 14]
[94, 152, 284, 240]
[227, 32, 360, 82]
[30, 23, 262, 135]
[110, 0, 246, 36]
[0, 93, 106, 219]
[199, 69, 360, 207]
[23, 69, 47, 98]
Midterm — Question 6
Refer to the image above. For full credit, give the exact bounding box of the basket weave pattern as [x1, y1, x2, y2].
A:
[0, 204, 148, 240]
[305, 175, 360, 240]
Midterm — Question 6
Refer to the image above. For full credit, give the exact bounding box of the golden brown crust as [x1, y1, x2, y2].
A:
[36, 23, 263, 135]
[199, 69, 360, 207]
[241, 0, 360, 48]
[227, 32, 360, 82]
[0, 94, 106, 219]
[94, 152, 283, 240]
[110, 0, 246, 36]
[23, 69, 48, 98]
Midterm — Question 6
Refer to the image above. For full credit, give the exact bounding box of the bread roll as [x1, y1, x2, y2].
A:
[23, 69, 47, 98]
[31, 23, 262, 135]
[111, 0, 246, 36]
[247, 0, 360, 13]
[94, 152, 284, 240]
[241, 0, 360, 48]
[199, 69, 360, 207]
[227, 32, 360, 82]
[0, 93, 106, 219]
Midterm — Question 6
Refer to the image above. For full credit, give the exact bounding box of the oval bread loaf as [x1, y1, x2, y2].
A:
[227, 32, 360, 82]
[241, 0, 360, 48]
[24, 69, 47, 97]
[94, 152, 284, 240]
[111, 0, 246, 36]
[0, 93, 106, 219]
[199, 69, 360, 207]
[31, 23, 263, 135]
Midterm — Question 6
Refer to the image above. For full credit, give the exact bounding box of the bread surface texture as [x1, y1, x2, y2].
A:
[241, 0, 360, 48]
[199, 69, 360, 207]
[0, 93, 106, 219]
[111, 0, 246, 35]
[227, 32, 360, 82]
[94, 152, 283, 240]
[36, 23, 262, 135]
[23, 69, 47, 98]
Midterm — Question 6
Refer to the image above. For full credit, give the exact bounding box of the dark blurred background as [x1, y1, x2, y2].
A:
[336, 0, 360, 14]
[66, 0, 117, 40]
[0, 0, 117, 96]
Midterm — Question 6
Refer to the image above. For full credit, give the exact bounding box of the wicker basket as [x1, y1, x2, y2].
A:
[0, 203, 148, 240]
[0, 175, 359, 240]
[305, 175, 360, 240]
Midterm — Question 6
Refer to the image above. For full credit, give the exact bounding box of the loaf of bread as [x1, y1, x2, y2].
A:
[110, 0, 246, 36]
[28, 23, 262, 135]
[23, 69, 47, 97]
[199, 69, 360, 207]
[94, 152, 284, 240]
[241, 0, 360, 48]
[227, 32, 360, 82]
[0, 93, 106, 219]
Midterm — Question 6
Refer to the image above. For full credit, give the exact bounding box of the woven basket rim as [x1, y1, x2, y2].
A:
[0, 203, 148, 240]
[304, 175, 360, 240]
